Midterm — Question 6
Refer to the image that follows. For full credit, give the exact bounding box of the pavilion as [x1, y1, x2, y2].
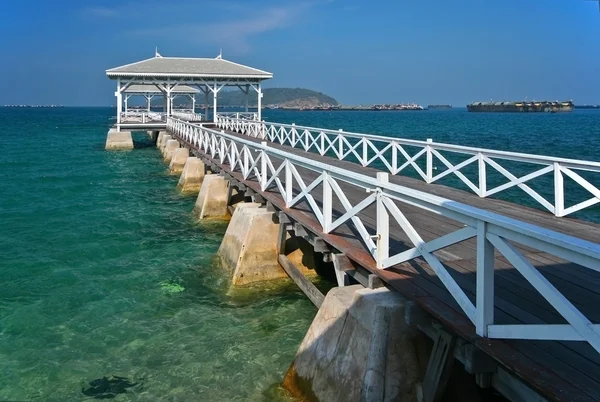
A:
[106, 51, 273, 131]
[122, 84, 200, 115]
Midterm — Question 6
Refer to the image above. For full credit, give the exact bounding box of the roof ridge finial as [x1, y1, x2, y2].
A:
[155, 47, 162, 58]
[216, 49, 223, 59]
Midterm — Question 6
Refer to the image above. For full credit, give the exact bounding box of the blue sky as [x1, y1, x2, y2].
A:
[0, 0, 598, 106]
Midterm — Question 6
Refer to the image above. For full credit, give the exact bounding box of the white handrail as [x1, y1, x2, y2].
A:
[120, 111, 166, 123]
[217, 112, 258, 121]
[215, 116, 600, 218]
[169, 116, 600, 353]
[171, 111, 203, 122]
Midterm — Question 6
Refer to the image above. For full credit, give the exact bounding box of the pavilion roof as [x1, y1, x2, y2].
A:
[106, 56, 273, 80]
[123, 84, 200, 94]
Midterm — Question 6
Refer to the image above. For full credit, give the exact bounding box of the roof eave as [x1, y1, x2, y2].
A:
[106, 72, 273, 79]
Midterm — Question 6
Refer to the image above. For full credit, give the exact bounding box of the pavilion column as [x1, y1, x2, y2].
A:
[168, 93, 173, 117]
[213, 81, 218, 121]
[146, 95, 152, 112]
[124, 95, 130, 116]
[192, 95, 196, 112]
[245, 84, 249, 112]
[115, 79, 122, 131]
[257, 83, 262, 121]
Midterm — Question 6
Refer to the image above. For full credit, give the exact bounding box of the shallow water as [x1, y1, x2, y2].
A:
[0, 107, 598, 400]
[0, 108, 314, 401]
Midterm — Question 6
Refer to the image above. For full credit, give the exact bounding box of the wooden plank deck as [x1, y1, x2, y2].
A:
[181, 127, 600, 402]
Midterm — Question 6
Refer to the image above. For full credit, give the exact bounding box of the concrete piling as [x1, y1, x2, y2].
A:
[163, 139, 180, 163]
[159, 134, 172, 154]
[283, 286, 421, 402]
[193, 174, 229, 219]
[105, 129, 133, 150]
[169, 148, 189, 174]
[177, 157, 205, 193]
[156, 132, 167, 149]
[148, 130, 159, 143]
[218, 203, 287, 286]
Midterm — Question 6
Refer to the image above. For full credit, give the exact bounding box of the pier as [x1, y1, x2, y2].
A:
[106, 55, 600, 402]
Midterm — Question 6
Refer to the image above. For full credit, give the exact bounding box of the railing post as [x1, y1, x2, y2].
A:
[323, 171, 332, 233]
[478, 153, 486, 197]
[262, 120, 267, 140]
[319, 132, 325, 154]
[285, 160, 293, 207]
[243, 146, 249, 178]
[220, 130, 226, 163]
[291, 123, 296, 146]
[391, 142, 398, 174]
[476, 220, 494, 337]
[306, 129, 311, 151]
[376, 172, 389, 268]
[338, 129, 344, 159]
[362, 139, 368, 166]
[426, 138, 433, 183]
[554, 162, 564, 217]
[260, 141, 268, 191]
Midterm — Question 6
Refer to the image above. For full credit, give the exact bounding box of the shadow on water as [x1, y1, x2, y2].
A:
[81, 375, 143, 399]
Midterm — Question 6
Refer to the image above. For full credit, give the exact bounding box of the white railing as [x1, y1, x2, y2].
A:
[171, 111, 203, 122]
[120, 111, 165, 123]
[216, 116, 600, 218]
[169, 117, 600, 353]
[217, 112, 258, 121]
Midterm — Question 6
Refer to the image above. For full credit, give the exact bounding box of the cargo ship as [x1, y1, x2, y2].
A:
[467, 100, 573, 113]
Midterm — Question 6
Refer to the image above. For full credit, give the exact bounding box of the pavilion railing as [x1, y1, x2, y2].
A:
[120, 111, 166, 123]
[169, 117, 600, 353]
[215, 116, 600, 218]
[217, 112, 258, 121]
[171, 111, 203, 122]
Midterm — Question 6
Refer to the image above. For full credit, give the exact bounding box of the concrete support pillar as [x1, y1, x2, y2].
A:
[193, 174, 229, 219]
[163, 139, 180, 164]
[147, 130, 159, 143]
[156, 132, 169, 149]
[169, 147, 189, 174]
[177, 157, 205, 193]
[283, 286, 421, 402]
[218, 203, 287, 286]
[105, 129, 133, 150]
[159, 134, 172, 155]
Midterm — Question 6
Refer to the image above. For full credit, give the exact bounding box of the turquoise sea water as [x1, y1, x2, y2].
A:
[0, 108, 315, 401]
[0, 107, 598, 401]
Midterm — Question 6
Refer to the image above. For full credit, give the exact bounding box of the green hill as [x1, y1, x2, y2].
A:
[218, 88, 339, 107]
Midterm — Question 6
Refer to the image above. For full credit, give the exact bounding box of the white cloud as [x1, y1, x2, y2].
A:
[91, 1, 323, 53]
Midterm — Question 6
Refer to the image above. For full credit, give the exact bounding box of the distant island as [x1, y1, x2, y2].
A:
[170, 87, 426, 111]
[219, 88, 339, 109]
[3, 104, 64, 108]
[467, 100, 574, 113]
[427, 104, 452, 109]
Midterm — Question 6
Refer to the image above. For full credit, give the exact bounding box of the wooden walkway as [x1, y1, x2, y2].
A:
[177, 125, 600, 402]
